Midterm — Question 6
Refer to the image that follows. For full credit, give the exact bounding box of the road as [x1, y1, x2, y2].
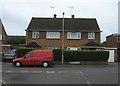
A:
[0, 62, 119, 86]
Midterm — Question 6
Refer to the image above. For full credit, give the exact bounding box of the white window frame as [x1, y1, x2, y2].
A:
[88, 32, 95, 39]
[67, 32, 81, 39]
[32, 31, 39, 38]
[117, 37, 120, 43]
[0, 34, 2, 40]
[46, 32, 60, 39]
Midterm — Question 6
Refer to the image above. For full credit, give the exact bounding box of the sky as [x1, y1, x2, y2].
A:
[0, 0, 119, 42]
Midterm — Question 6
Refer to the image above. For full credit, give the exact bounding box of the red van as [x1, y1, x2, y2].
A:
[12, 50, 53, 67]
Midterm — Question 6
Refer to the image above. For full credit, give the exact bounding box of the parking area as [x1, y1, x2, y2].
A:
[1, 62, 119, 86]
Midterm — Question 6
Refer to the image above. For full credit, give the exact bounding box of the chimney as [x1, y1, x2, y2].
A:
[71, 15, 75, 18]
[54, 14, 57, 18]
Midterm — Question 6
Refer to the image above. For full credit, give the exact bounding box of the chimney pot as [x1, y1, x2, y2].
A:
[71, 15, 75, 18]
[54, 14, 57, 18]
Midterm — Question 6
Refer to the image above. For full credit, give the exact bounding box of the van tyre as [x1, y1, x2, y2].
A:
[15, 62, 21, 67]
[42, 62, 49, 68]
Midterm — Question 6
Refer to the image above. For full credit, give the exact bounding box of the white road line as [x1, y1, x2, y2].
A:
[5, 71, 14, 73]
[58, 71, 62, 73]
[0, 70, 2, 73]
[21, 70, 29, 73]
[33, 71, 42, 73]
[46, 71, 55, 74]
[86, 81, 91, 86]
[80, 71, 84, 76]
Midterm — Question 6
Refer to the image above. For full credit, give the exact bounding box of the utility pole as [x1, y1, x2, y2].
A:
[62, 12, 65, 64]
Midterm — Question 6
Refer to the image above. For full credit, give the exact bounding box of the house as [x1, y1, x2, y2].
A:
[0, 19, 11, 54]
[26, 14, 102, 50]
[0, 19, 2, 58]
[106, 34, 120, 48]
[106, 34, 120, 62]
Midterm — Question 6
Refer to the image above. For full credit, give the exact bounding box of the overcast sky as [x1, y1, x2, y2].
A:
[0, 0, 119, 42]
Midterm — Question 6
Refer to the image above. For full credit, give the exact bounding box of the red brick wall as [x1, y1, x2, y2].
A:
[106, 35, 120, 48]
[26, 31, 100, 48]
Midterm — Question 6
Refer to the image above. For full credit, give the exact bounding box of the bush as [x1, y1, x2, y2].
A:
[16, 48, 109, 62]
[16, 48, 33, 57]
[53, 49, 62, 61]
[53, 50, 109, 62]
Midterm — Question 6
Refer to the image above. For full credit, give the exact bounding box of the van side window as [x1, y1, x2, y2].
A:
[25, 53, 33, 58]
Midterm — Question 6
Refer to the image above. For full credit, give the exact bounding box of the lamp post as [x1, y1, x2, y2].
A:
[62, 12, 65, 64]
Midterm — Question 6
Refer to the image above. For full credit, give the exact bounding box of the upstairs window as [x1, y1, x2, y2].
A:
[88, 32, 95, 39]
[67, 32, 81, 39]
[117, 37, 120, 43]
[32, 32, 39, 38]
[0, 34, 2, 40]
[46, 32, 60, 39]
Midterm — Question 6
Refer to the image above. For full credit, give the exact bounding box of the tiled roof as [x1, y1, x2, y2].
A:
[83, 42, 101, 46]
[27, 17, 101, 32]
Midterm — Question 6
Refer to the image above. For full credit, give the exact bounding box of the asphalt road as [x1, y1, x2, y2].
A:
[0, 62, 119, 86]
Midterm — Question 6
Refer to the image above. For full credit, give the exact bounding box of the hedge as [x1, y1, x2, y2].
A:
[16, 48, 33, 57]
[53, 49, 109, 62]
[16, 48, 109, 62]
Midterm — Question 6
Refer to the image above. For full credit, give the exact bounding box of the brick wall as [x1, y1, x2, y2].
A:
[106, 35, 120, 48]
[26, 31, 100, 48]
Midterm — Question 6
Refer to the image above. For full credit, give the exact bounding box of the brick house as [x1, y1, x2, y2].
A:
[106, 34, 120, 48]
[0, 19, 11, 54]
[26, 15, 102, 50]
[106, 34, 120, 62]
[0, 19, 2, 57]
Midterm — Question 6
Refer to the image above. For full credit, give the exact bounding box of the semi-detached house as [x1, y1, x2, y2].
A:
[26, 15, 102, 50]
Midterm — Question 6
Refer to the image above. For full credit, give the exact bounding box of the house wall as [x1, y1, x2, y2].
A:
[2, 26, 7, 44]
[106, 35, 120, 47]
[26, 31, 100, 48]
[0, 20, 2, 58]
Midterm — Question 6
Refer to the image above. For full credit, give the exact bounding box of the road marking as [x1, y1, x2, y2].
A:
[33, 71, 42, 73]
[46, 71, 55, 74]
[5, 71, 14, 73]
[80, 71, 84, 76]
[58, 71, 62, 73]
[0, 70, 2, 73]
[21, 70, 29, 73]
[86, 81, 91, 86]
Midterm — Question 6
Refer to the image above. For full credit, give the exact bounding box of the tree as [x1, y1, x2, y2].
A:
[7, 36, 26, 45]
[101, 41, 106, 47]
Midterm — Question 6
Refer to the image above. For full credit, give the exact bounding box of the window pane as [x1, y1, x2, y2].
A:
[32, 32, 39, 38]
[26, 53, 33, 58]
[46, 32, 60, 39]
[67, 32, 81, 39]
[0, 34, 2, 40]
[88, 32, 95, 39]
[117, 37, 120, 43]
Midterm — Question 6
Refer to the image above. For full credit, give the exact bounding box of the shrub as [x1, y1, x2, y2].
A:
[54, 50, 109, 62]
[16, 48, 109, 62]
[16, 48, 33, 57]
[53, 49, 62, 61]
[64, 50, 109, 62]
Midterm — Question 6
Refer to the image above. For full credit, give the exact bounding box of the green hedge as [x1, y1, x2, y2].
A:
[53, 49, 109, 62]
[16, 48, 33, 57]
[16, 48, 109, 62]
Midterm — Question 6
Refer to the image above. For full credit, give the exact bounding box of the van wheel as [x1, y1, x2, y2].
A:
[42, 62, 49, 68]
[15, 62, 21, 67]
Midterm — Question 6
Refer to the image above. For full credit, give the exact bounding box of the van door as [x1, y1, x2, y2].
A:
[22, 52, 35, 65]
